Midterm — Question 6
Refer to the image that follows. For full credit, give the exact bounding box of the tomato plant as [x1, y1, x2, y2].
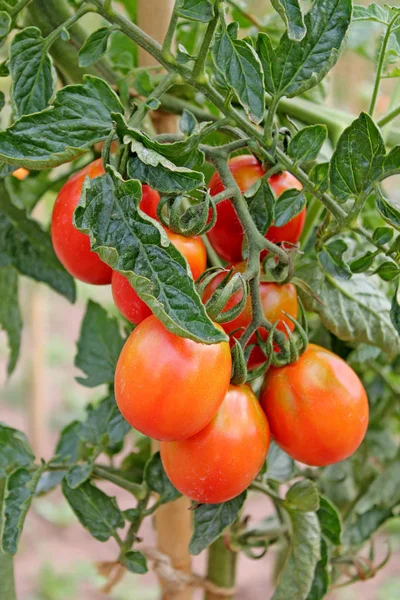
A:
[0, 0, 399, 599]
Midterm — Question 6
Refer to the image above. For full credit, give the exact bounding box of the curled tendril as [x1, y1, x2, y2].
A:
[155, 193, 217, 236]
[199, 268, 248, 323]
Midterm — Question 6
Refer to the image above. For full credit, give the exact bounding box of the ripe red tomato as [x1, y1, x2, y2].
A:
[51, 159, 161, 285]
[260, 344, 369, 466]
[115, 316, 232, 441]
[51, 160, 113, 285]
[202, 262, 298, 367]
[112, 229, 206, 324]
[207, 155, 305, 262]
[160, 384, 270, 503]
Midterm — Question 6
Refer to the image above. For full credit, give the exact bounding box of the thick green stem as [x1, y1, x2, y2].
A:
[369, 16, 400, 116]
[93, 466, 148, 500]
[205, 535, 237, 600]
[0, 480, 16, 600]
[264, 96, 280, 147]
[129, 72, 177, 127]
[192, 6, 220, 80]
[44, 3, 93, 50]
[10, 0, 33, 17]
[162, 0, 180, 54]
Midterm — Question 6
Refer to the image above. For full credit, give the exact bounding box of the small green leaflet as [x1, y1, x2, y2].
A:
[0, 266, 21, 374]
[329, 113, 386, 202]
[176, 0, 214, 23]
[244, 177, 275, 235]
[66, 463, 93, 489]
[1, 466, 43, 555]
[62, 480, 125, 542]
[317, 496, 341, 545]
[318, 239, 352, 280]
[123, 551, 148, 574]
[0, 11, 10, 40]
[274, 189, 306, 227]
[271, 0, 306, 42]
[376, 188, 400, 230]
[0, 76, 123, 169]
[79, 27, 113, 67]
[10, 27, 56, 117]
[74, 170, 226, 344]
[213, 22, 265, 124]
[285, 480, 320, 513]
[144, 452, 181, 505]
[353, 3, 400, 25]
[288, 125, 327, 163]
[383, 145, 400, 179]
[271, 509, 321, 600]
[257, 0, 351, 99]
[74, 301, 125, 388]
[189, 491, 247, 555]
[0, 424, 34, 479]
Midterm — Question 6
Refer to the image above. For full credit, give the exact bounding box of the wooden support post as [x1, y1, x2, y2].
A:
[137, 2, 193, 599]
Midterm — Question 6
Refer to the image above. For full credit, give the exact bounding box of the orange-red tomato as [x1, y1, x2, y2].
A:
[12, 167, 29, 181]
[115, 316, 232, 441]
[51, 160, 113, 285]
[260, 344, 369, 466]
[160, 384, 270, 503]
[202, 262, 298, 367]
[207, 155, 305, 262]
[51, 159, 161, 285]
[112, 230, 206, 324]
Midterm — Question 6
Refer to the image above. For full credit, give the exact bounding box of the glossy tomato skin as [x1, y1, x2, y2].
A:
[112, 229, 207, 324]
[260, 344, 369, 466]
[207, 155, 305, 262]
[160, 384, 270, 503]
[202, 262, 298, 367]
[140, 185, 160, 220]
[51, 159, 113, 285]
[115, 316, 232, 441]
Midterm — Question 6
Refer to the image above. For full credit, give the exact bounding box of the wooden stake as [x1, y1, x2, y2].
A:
[137, 2, 193, 599]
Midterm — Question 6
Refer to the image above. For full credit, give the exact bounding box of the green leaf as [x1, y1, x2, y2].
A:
[244, 177, 275, 235]
[123, 551, 148, 574]
[257, 0, 351, 99]
[0, 424, 34, 479]
[75, 172, 226, 344]
[349, 251, 376, 274]
[272, 509, 321, 600]
[288, 125, 327, 163]
[306, 539, 328, 600]
[144, 452, 181, 505]
[127, 147, 204, 194]
[376, 188, 400, 230]
[79, 26, 113, 67]
[353, 3, 394, 25]
[329, 113, 386, 202]
[65, 463, 93, 489]
[10, 27, 56, 117]
[343, 507, 394, 545]
[271, 0, 306, 42]
[354, 462, 400, 514]
[62, 480, 124, 542]
[0, 182, 76, 302]
[51, 421, 84, 466]
[318, 239, 352, 280]
[0, 11, 11, 40]
[75, 301, 125, 388]
[0, 267, 21, 374]
[176, 0, 214, 22]
[383, 145, 400, 179]
[373, 226, 394, 245]
[79, 394, 130, 448]
[375, 260, 399, 281]
[274, 189, 306, 227]
[213, 22, 265, 124]
[180, 109, 197, 136]
[189, 491, 247, 555]
[391, 283, 400, 336]
[1, 466, 42, 555]
[0, 76, 123, 169]
[264, 442, 295, 483]
[297, 259, 400, 358]
[317, 496, 341, 545]
[285, 480, 320, 512]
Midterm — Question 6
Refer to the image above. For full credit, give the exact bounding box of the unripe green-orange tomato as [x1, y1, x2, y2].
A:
[260, 344, 369, 466]
[202, 262, 298, 367]
[160, 384, 270, 503]
[115, 316, 232, 441]
[112, 230, 207, 324]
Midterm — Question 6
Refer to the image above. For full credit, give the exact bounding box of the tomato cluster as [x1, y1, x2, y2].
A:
[51, 157, 369, 504]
